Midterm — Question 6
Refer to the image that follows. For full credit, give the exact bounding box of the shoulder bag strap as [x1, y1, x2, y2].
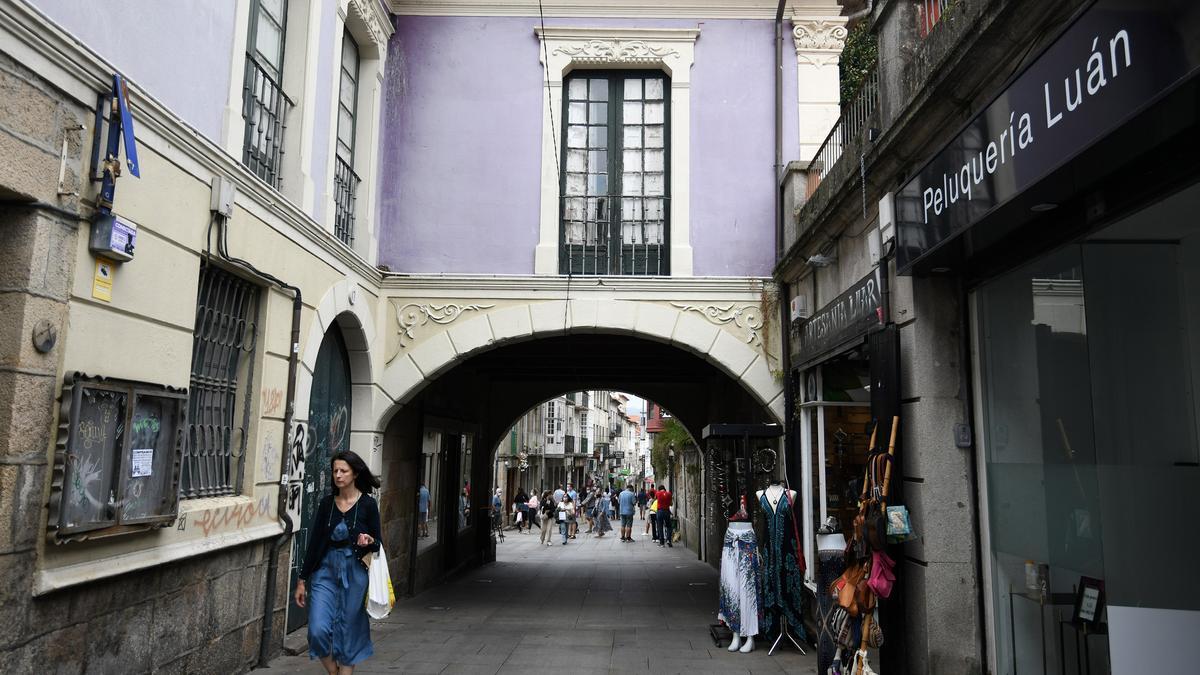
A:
[782, 488, 807, 574]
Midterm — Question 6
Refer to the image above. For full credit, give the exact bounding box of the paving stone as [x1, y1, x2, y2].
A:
[261, 530, 815, 674]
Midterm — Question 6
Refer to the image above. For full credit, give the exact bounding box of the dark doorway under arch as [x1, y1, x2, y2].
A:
[377, 332, 779, 596]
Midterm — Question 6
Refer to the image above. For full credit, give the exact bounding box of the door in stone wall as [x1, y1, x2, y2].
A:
[287, 328, 352, 632]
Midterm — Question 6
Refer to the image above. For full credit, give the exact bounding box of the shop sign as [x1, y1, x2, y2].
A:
[793, 267, 883, 365]
[896, 0, 1200, 273]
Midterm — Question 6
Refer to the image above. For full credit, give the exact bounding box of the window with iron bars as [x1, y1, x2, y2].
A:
[183, 262, 260, 498]
[333, 29, 361, 247]
[242, 0, 293, 189]
[560, 72, 670, 275]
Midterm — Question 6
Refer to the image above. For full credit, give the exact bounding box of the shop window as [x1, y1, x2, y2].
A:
[799, 355, 873, 585]
[456, 433, 473, 532]
[419, 430, 442, 553]
[560, 72, 670, 275]
[183, 262, 260, 499]
[973, 182, 1200, 674]
[49, 374, 188, 541]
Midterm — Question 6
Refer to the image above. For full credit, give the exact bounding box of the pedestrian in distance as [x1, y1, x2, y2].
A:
[566, 483, 579, 539]
[416, 482, 430, 539]
[557, 494, 576, 544]
[539, 490, 556, 546]
[294, 451, 381, 675]
[595, 488, 613, 537]
[527, 491, 539, 532]
[637, 487, 648, 520]
[581, 487, 597, 534]
[514, 487, 529, 533]
[646, 495, 657, 538]
[553, 484, 565, 505]
[654, 484, 674, 547]
[618, 484, 637, 542]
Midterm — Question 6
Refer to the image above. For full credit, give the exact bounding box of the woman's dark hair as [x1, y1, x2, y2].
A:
[331, 450, 381, 494]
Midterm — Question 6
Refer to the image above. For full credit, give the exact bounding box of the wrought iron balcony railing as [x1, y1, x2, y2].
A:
[241, 56, 293, 189]
[812, 68, 879, 181]
[560, 195, 669, 276]
[333, 155, 361, 247]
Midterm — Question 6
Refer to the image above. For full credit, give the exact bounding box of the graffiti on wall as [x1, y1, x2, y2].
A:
[261, 387, 285, 416]
[190, 494, 272, 537]
[285, 421, 310, 519]
[260, 432, 279, 482]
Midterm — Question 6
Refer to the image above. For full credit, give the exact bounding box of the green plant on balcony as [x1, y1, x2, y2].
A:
[840, 23, 878, 103]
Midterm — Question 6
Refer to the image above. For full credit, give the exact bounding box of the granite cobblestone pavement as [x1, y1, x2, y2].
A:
[260, 524, 816, 674]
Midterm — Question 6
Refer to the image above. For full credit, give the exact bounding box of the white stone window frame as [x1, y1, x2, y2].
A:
[534, 27, 699, 276]
[320, 0, 393, 265]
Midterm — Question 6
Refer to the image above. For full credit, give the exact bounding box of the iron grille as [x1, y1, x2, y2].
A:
[333, 155, 360, 247]
[813, 68, 879, 181]
[242, 55, 293, 189]
[561, 195, 669, 275]
[184, 263, 260, 498]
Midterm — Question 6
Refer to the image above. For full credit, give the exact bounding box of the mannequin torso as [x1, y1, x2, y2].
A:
[756, 484, 796, 513]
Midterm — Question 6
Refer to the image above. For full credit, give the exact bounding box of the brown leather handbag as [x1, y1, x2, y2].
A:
[831, 560, 869, 616]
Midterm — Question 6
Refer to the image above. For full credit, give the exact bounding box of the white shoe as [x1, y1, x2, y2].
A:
[738, 636, 754, 653]
[728, 635, 741, 652]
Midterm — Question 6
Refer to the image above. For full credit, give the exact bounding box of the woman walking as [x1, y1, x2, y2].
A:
[595, 489, 613, 537]
[557, 494, 576, 545]
[294, 451, 382, 674]
[539, 490, 556, 546]
[580, 487, 597, 534]
[646, 496, 657, 538]
[526, 491, 539, 534]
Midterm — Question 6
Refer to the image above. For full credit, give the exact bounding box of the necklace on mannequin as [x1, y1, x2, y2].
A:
[760, 481, 786, 511]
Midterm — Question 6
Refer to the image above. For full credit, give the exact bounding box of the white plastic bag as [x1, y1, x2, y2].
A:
[365, 552, 395, 619]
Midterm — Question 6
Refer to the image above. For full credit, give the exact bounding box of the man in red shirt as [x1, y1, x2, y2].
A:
[654, 484, 673, 547]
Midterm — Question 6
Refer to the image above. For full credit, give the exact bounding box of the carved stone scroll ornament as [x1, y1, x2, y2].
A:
[387, 302, 495, 362]
[553, 40, 679, 65]
[671, 303, 765, 349]
[348, 0, 386, 47]
[792, 19, 848, 52]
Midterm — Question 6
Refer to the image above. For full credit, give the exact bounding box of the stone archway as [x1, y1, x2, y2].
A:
[376, 298, 785, 431]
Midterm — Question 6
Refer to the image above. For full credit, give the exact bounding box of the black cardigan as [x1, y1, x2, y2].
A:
[299, 493, 382, 581]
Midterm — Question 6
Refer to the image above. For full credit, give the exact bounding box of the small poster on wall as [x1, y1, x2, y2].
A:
[131, 448, 154, 477]
[1073, 576, 1105, 627]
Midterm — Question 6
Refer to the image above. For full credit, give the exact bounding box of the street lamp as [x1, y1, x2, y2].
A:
[667, 442, 676, 494]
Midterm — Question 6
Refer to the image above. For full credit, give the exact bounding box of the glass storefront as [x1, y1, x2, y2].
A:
[972, 181, 1200, 674]
[799, 352, 873, 586]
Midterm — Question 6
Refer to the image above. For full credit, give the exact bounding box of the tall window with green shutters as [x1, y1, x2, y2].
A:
[560, 72, 670, 275]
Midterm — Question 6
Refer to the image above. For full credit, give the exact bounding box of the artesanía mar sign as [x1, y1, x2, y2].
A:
[896, 0, 1200, 272]
[794, 267, 883, 365]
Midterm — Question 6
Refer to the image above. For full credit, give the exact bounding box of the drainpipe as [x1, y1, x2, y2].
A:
[775, 0, 786, 262]
[847, 0, 875, 24]
[205, 212, 302, 668]
[258, 288, 302, 667]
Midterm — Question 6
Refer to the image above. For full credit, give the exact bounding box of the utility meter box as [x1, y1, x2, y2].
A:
[89, 214, 137, 262]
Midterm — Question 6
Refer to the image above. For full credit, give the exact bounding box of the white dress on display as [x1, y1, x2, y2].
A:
[718, 521, 761, 649]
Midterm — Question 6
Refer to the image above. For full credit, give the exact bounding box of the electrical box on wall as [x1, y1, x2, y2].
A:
[210, 175, 236, 217]
[88, 214, 136, 262]
[878, 191, 896, 249]
[790, 295, 809, 322]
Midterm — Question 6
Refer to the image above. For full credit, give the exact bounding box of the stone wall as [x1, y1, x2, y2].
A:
[0, 48, 286, 675]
